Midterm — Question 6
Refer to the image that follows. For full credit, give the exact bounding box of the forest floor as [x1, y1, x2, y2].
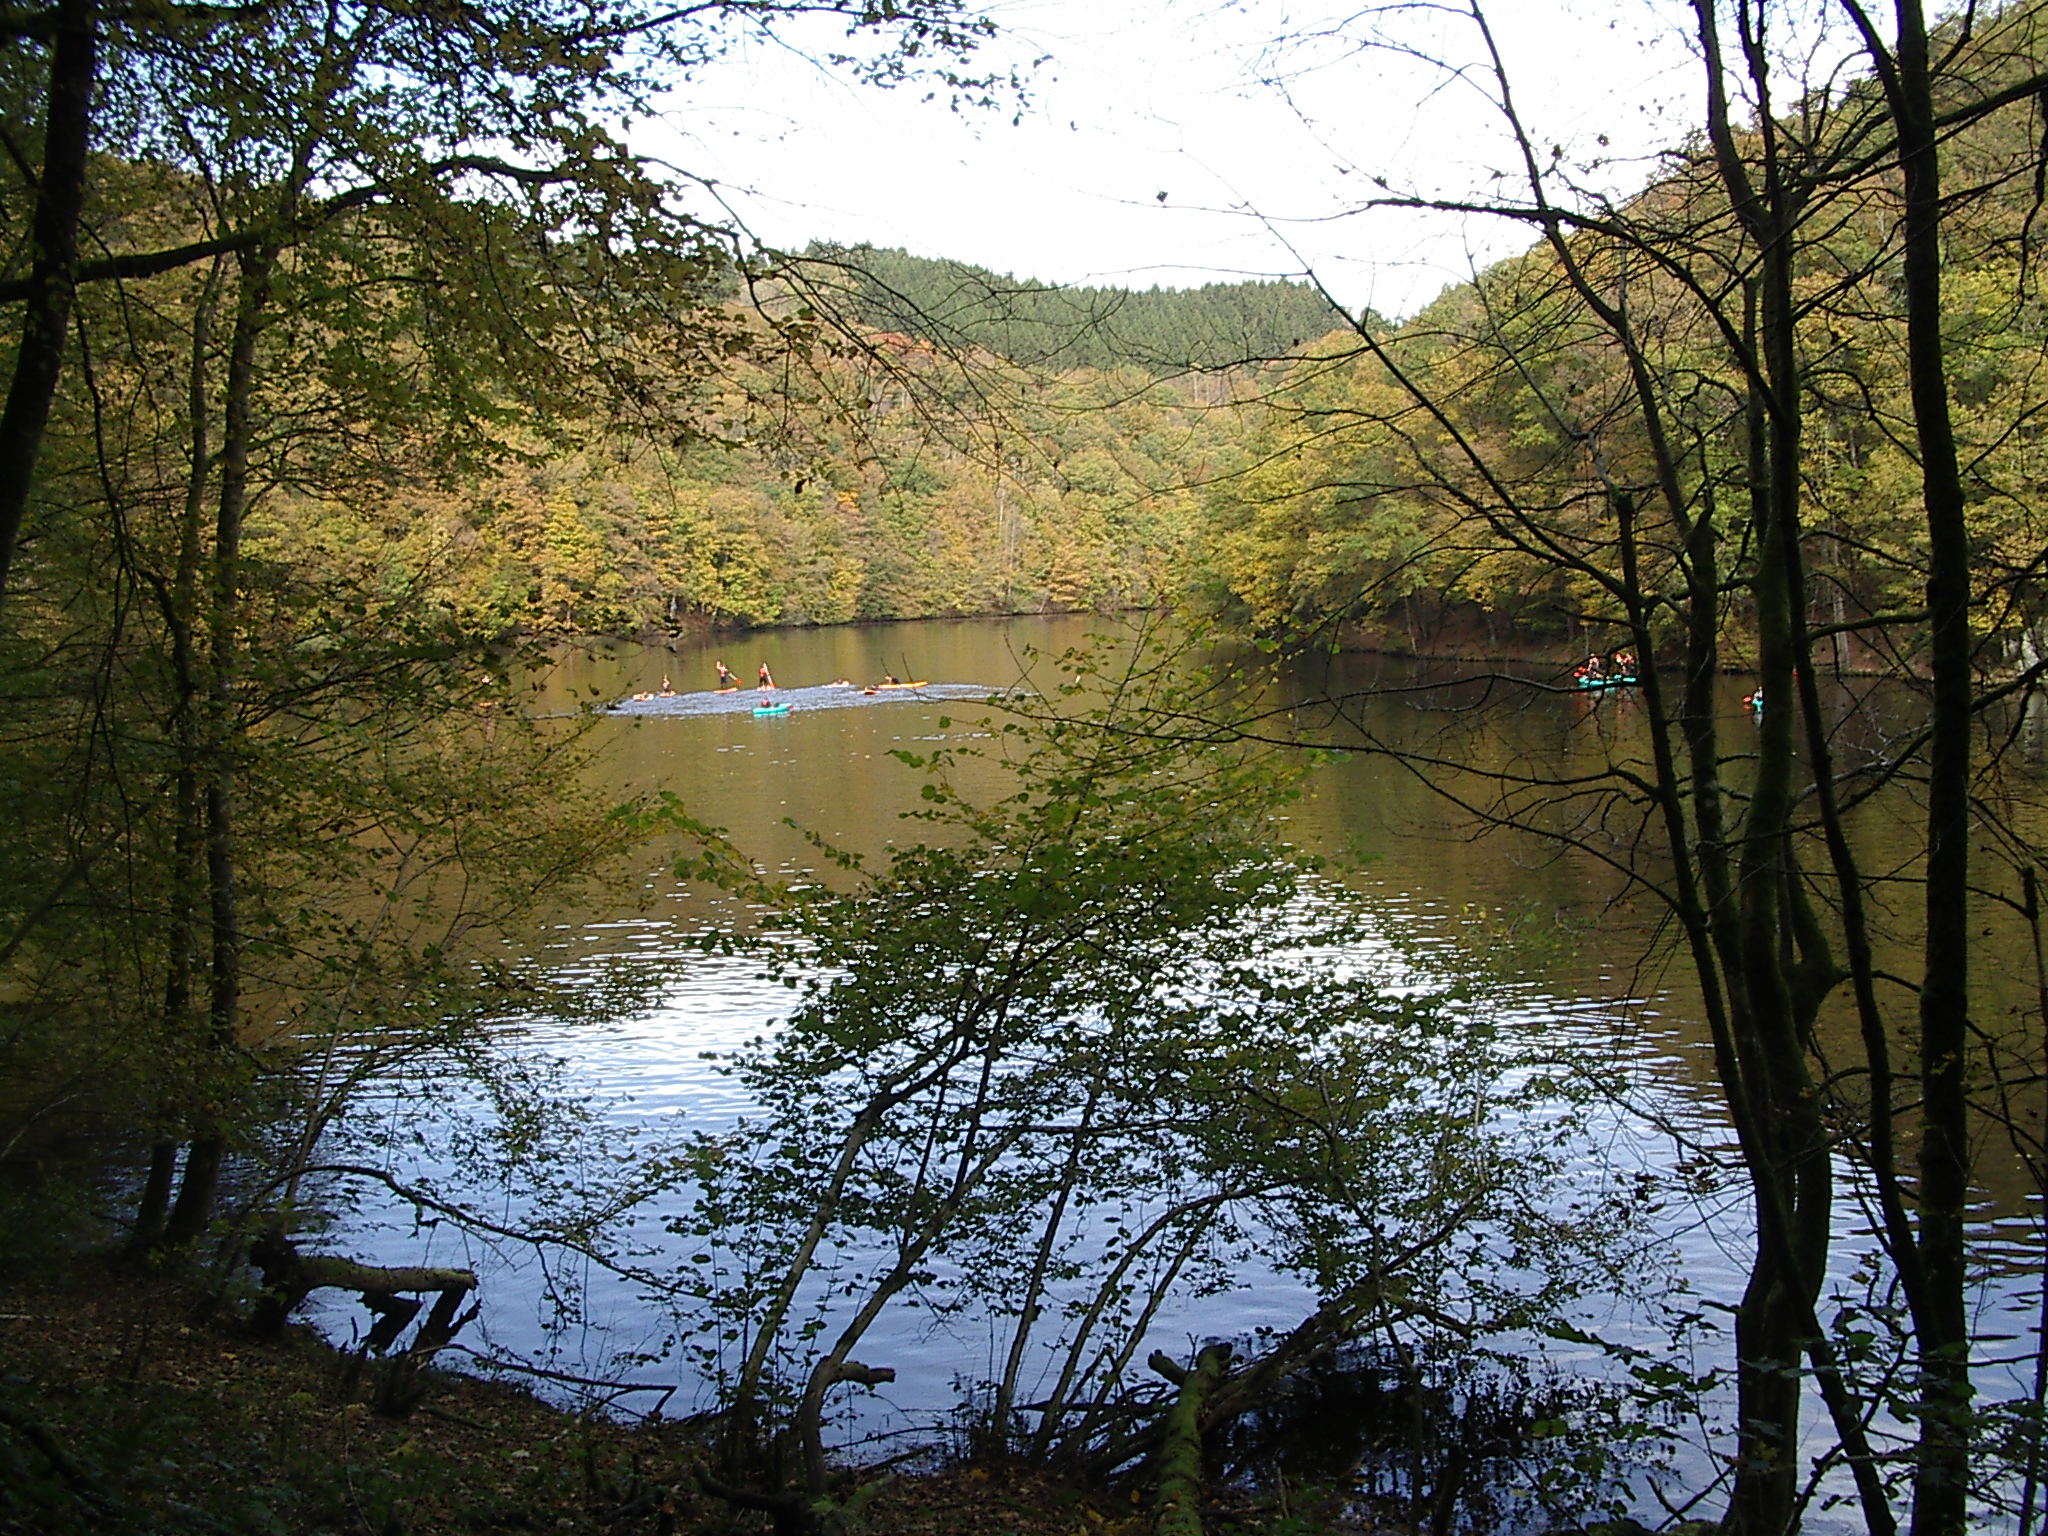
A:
[0, 1253, 1389, 1536]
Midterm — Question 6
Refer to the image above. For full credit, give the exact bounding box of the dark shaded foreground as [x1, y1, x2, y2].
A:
[0, 1257, 1504, 1535]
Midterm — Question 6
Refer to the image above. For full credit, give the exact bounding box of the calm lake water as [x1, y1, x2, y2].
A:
[319, 615, 2046, 1528]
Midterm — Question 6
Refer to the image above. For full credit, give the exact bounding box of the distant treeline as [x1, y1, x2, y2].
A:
[401, 349, 1214, 635]
[377, 248, 1353, 635]
[798, 244, 1351, 374]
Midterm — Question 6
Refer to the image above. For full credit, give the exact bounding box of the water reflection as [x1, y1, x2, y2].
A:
[315, 617, 2041, 1532]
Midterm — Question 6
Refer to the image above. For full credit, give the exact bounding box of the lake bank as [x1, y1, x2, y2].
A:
[0, 1252, 1440, 1536]
[537, 606, 1934, 682]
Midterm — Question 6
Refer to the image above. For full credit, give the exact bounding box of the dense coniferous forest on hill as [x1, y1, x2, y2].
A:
[797, 243, 1352, 373]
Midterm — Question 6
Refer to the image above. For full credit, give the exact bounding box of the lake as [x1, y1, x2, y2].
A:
[317, 614, 2047, 1530]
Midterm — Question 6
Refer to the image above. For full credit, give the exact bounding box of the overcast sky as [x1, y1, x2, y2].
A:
[638, 0, 1736, 318]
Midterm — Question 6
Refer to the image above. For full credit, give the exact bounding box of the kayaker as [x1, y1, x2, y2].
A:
[757, 663, 775, 690]
[716, 661, 735, 689]
[883, 673, 899, 686]
[1574, 654, 1605, 683]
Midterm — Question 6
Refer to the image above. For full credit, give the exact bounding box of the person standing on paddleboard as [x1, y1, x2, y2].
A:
[716, 660, 735, 689]
[757, 663, 775, 689]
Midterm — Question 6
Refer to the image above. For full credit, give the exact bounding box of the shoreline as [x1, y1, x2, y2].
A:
[533, 611, 1906, 682]
[0, 1253, 1386, 1536]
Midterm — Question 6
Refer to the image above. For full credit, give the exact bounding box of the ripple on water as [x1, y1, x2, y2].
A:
[315, 903, 2046, 1535]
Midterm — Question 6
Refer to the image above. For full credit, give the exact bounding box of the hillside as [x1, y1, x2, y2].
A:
[1183, 5, 2048, 670]
[798, 243, 1351, 374]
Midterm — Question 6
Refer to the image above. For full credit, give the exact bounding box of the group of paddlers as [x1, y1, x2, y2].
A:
[713, 660, 776, 691]
[1573, 649, 1638, 684]
[628, 661, 916, 703]
[1566, 650, 1771, 713]
[713, 660, 909, 692]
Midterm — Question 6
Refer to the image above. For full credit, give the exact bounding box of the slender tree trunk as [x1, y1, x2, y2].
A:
[0, 0, 97, 602]
[1891, 7, 1974, 1531]
[1724, 237, 1833, 1536]
[2017, 866, 2048, 1536]
[1687, 14, 1861, 1525]
[725, 1042, 971, 1473]
[164, 248, 273, 1248]
[992, 1078, 1100, 1443]
[1030, 1192, 1233, 1462]
[126, 1139, 179, 1254]
[1835, 1, 1980, 1523]
[795, 1123, 1025, 1496]
[136, 263, 218, 1253]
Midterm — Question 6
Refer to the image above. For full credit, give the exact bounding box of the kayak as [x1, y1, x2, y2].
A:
[875, 680, 928, 689]
[1575, 674, 1637, 690]
[753, 702, 792, 716]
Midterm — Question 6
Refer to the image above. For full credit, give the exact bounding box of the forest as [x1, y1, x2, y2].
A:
[311, 250, 1340, 635]
[4, 0, 2048, 1535]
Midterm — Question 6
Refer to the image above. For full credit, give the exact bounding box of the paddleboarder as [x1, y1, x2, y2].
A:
[757, 662, 775, 690]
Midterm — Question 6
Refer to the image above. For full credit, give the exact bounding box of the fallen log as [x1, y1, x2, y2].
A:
[249, 1230, 479, 1416]
[1149, 1343, 1232, 1536]
[249, 1229, 476, 1337]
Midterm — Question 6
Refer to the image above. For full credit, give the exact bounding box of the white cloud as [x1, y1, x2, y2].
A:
[638, 0, 1764, 318]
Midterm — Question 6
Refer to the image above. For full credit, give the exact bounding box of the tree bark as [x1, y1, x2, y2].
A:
[249, 1228, 477, 1332]
[1686, 13, 1863, 1528]
[1835, 4, 1978, 1526]
[162, 246, 274, 1249]
[125, 1139, 178, 1255]
[993, 1077, 1100, 1442]
[135, 262, 218, 1256]
[0, 0, 97, 603]
[1897, 0, 1974, 1518]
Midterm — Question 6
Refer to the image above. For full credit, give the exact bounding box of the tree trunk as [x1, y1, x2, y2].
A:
[1732, 228, 1832, 1536]
[1836, 3, 1979, 1526]
[161, 1132, 225, 1248]
[1894, 0, 1974, 1524]
[794, 1121, 1024, 1496]
[137, 263, 218, 1254]
[0, 0, 97, 602]
[163, 247, 274, 1248]
[993, 1079, 1099, 1443]
[1686, 14, 1866, 1525]
[125, 1139, 178, 1255]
